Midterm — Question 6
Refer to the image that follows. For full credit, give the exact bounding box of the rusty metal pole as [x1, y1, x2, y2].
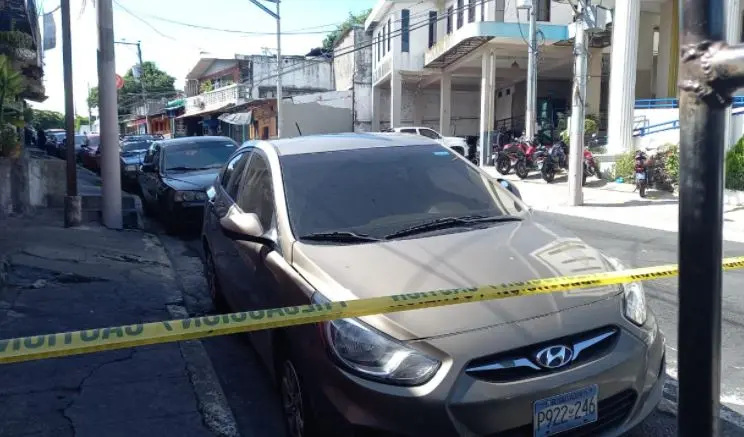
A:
[676, 0, 744, 434]
[60, 0, 81, 227]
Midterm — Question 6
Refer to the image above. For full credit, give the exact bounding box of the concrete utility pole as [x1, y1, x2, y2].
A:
[136, 42, 148, 134]
[61, 0, 81, 227]
[523, 0, 538, 139]
[248, 0, 282, 138]
[567, 0, 590, 206]
[97, 0, 122, 229]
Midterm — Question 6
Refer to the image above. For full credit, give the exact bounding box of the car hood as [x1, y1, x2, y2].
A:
[120, 151, 147, 165]
[292, 219, 621, 339]
[162, 169, 220, 191]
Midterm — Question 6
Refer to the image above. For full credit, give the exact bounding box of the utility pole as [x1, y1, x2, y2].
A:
[522, 0, 538, 139]
[567, 0, 590, 206]
[114, 40, 148, 134]
[248, 0, 282, 138]
[87, 82, 93, 133]
[98, 0, 123, 229]
[60, 0, 80, 227]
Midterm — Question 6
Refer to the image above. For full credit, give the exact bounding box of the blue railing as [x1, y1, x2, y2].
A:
[635, 96, 744, 109]
[633, 120, 679, 137]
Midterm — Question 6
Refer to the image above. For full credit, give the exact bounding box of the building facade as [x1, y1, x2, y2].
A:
[333, 26, 374, 132]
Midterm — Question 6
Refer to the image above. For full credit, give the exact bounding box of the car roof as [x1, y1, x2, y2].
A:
[263, 133, 442, 156]
[159, 136, 236, 147]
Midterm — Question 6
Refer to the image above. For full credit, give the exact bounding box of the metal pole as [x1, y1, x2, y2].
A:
[60, 0, 81, 227]
[525, 0, 537, 139]
[276, 0, 282, 138]
[97, 0, 123, 229]
[567, 1, 588, 206]
[87, 82, 93, 133]
[677, 0, 726, 434]
[136, 42, 148, 135]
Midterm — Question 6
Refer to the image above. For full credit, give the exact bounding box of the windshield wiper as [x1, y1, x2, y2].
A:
[384, 215, 522, 240]
[165, 166, 208, 171]
[299, 231, 381, 243]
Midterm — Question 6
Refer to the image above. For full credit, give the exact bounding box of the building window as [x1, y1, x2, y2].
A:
[401, 9, 410, 52]
[468, 0, 476, 23]
[481, 0, 486, 21]
[377, 33, 381, 61]
[536, 0, 551, 22]
[447, 6, 454, 34]
[457, 0, 464, 28]
[387, 19, 391, 52]
[428, 11, 437, 48]
[381, 27, 385, 55]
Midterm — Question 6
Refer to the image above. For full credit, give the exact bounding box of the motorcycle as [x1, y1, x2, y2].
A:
[540, 140, 569, 183]
[634, 150, 649, 197]
[582, 147, 601, 186]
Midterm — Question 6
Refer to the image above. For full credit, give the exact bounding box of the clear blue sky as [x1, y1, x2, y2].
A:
[33, 0, 377, 113]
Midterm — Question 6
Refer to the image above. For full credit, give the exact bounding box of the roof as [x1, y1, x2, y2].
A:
[265, 132, 441, 156]
[159, 136, 236, 147]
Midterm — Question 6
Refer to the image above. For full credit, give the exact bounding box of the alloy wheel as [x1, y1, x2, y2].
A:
[281, 360, 305, 437]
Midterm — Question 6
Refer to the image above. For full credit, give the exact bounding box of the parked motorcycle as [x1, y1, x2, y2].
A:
[634, 150, 649, 197]
[540, 140, 569, 183]
[582, 147, 601, 186]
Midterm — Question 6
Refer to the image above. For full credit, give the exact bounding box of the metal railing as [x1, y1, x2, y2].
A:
[635, 96, 744, 109]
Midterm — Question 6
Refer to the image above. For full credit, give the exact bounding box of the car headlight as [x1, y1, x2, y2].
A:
[604, 255, 647, 326]
[124, 165, 137, 172]
[312, 293, 440, 386]
[173, 191, 208, 202]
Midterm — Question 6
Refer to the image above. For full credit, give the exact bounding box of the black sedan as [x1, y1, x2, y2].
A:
[119, 139, 153, 192]
[137, 136, 238, 233]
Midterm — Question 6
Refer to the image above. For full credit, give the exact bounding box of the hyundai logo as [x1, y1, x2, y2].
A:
[535, 345, 574, 369]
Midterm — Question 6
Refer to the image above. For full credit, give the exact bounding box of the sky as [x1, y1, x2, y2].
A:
[31, 0, 377, 114]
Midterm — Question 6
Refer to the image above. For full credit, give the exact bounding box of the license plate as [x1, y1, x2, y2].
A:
[533, 385, 598, 437]
[537, 161, 544, 169]
[635, 173, 646, 180]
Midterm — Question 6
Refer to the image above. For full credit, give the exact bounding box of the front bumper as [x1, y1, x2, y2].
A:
[168, 201, 206, 228]
[304, 300, 665, 437]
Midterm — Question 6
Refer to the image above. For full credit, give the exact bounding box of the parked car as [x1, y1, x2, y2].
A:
[387, 126, 473, 158]
[137, 136, 238, 233]
[44, 130, 65, 156]
[80, 134, 102, 172]
[119, 139, 154, 191]
[200, 133, 664, 437]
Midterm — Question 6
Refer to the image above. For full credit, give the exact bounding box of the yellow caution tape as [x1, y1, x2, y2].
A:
[1, 256, 744, 365]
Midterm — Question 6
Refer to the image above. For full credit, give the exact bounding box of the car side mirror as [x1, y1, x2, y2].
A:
[219, 213, 275, 247]
[141, 163, 154, 173]
[497, 178, 522, 200]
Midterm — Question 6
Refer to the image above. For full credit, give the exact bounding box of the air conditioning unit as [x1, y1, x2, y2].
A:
[516, 0, 531, 9]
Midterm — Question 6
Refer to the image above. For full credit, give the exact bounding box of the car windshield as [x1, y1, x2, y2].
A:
[279, 144, 527, 240]
[74, 135, 87, 146]
[162, 139, 237, 172]
[86, 136, 101, 147]
[124, 135, 155, 142]
[121, 141, 152, 153]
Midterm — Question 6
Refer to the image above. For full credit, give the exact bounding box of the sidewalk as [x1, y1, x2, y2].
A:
[0, 211, 237, 437]
[485, 167, 744, 243]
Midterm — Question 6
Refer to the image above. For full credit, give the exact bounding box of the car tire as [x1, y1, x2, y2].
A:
[515, 161, 529, 179]
[140, 195, 155, 217]
[276, 343, 320, 437]
[203, 246, 228, 312]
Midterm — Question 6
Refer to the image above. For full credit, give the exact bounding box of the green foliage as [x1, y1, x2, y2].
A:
[559, 117, 598, 144]
[0, 123, 19, 157]
[0, 54, 24, 125]
[612, 152, 636, 182]
[663, 144, 680, 182]
[75, 115, 90, 131]
[31, 109, 64, 131]
[199, 80, 214, 93]
[0, 30, 34, 51]
[322, 9, 373, 53]
[87, 61, 177, 115]
[726, 136, 744, 191]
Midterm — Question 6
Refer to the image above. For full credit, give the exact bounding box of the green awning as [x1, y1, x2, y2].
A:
[165, 98, 185, 109]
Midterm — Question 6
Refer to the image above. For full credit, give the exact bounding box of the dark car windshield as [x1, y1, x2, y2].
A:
[162, 139, 237, 172]
[279, 144, 526, 240]
[74, 135, 87, 146]
[86, 136, 101, 147]
[121, 141, 152, 153]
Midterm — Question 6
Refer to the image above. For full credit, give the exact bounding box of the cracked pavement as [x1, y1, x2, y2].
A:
[0, 211, 236, 437]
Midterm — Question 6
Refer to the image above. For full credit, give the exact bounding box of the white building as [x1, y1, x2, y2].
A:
[364, 0, 744, 155]
[333, 26, 374, 131]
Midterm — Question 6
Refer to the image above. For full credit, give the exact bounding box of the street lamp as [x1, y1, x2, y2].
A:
[248, 0, 282, 138]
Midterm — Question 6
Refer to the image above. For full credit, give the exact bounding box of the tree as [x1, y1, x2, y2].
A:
[86, 61, 177, 115]
[75, 115, 90, 131]
[0, 54, 24, 126]
[31, 109, 64, 131]
[320, 9, 373, 54]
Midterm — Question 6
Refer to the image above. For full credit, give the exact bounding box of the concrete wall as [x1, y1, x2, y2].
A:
[250, 56, 333, 99]
[0, 156, 65, 216]
[279, 91, 353, 138]
[495, 85, 514, 122]
[334, 30, 356, 91]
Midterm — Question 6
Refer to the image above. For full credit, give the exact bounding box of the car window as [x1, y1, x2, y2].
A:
[74, 135, 87, 146]
[143, 142, 159, 164]
[86, 136, 101, 147]
[236, 152, 275, 231]
[279, 144, 525, 239]
[420, 128, 441, 139]
[161, 139, 237, 172]
[400, 128, 417, 134]
[152, 145, 162, 170]
[221, 151, 252, 199]
[121, 141, 152, 153]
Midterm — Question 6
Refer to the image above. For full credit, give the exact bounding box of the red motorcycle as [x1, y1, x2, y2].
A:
[495, 136, 538, 179]
[634, 150, 649, 197]
[582, 148, 601, 185]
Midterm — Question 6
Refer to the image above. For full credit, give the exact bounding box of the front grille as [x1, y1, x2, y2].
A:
[492, 390, 637, 437]
[466, 326, 619, 383]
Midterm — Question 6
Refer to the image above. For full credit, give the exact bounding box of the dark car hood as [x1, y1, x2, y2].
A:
[163, 169, 220, 190]
[292, 218, 621, 339]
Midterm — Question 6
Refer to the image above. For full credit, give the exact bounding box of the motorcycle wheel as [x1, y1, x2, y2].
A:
[496, 156, 511, 175]
[639, 183, 647, 198]
[582, 172, 588, 186]
[515, 161, 529, 179]
[541, 165, 556, 183]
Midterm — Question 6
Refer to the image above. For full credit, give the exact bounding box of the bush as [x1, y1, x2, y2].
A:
[606, 144, 679, 192]
[0, 123, 19, 157]
[726, 137, 744, 191]
[612, 152, 636, 181]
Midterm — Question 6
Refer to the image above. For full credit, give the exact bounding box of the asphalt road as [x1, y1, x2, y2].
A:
[155, 212, 744, 437]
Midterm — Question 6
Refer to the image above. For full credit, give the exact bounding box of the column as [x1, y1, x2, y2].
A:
[725, 0, 742, 150]
[478, 51, 493, 166]
[371, 85, 381, 131]
[606, 0, 641, 154]
[440, 73, 452, 135]
[413, 93, 424, 125]
[655, 0, 673, 98]
[587, 48, 603, 116]
[635, 12, 658, 99]
[390, 72, 402, 128]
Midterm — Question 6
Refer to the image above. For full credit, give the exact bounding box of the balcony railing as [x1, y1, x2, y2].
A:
[184, 83, 246, 115]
